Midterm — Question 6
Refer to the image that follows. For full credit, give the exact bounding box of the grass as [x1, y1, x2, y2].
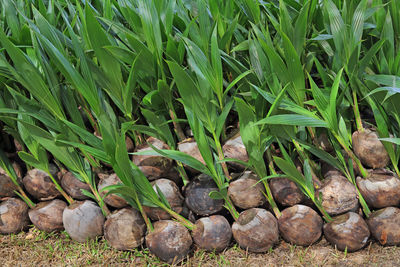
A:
[1, 229, 400, 267]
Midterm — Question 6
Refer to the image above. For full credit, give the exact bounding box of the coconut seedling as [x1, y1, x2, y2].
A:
[274, 147, 370, 251]
[0, 149, 34, 207]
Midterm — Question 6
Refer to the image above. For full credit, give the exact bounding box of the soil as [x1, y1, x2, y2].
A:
[1, 227, 400, 266]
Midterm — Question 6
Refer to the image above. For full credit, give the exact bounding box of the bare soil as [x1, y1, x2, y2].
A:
[1, 227, 400, 266]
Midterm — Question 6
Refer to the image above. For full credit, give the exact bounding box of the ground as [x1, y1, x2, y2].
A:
[1, 228, 399, 266]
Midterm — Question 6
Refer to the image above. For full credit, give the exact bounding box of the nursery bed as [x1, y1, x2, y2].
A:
[1, 230, 399, 266]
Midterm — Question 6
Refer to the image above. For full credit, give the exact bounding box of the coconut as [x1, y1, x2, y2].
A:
[63, 200, 105, 242]
[22, 165, 61, 201]
[178, 138, 205, 173]
[356, 169, 400, 209]
[317, 132, 333, 152]
[222, 133, 248, 170]
[132, 137, 173, 180]
[98, 173, 128, 209]
[367, 207, 400, 246]
[145, 220, 192, 264]
[143, 178, 183, 220]
[104, 208, 146, 250]
[61, 172, 91, 200]
[323, 212, 370, 252]
[278, 205, 323, 246]
[0, 198, 29, 234]
[28, 199, 66, 232]
[352, 129, 390, 169]
[184, 174, 224, 216]
[232, 208, 279, 253]
[228, 171, 265, 209]
[0, 162, 23, 198]
[317, 174, 359, 216]
[192, 215, 232, 252]
[269, 177, 305, 207]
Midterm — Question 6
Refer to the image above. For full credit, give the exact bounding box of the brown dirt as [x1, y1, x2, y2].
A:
[1, 228, 400, 266]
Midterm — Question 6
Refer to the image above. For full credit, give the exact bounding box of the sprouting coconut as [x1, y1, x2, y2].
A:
[104, 208, 146, 250]
[98, 173, 128, 209]
[184, 174, 224, 216]
[192, 215, 232, 252]
[232, 208, 279, 253]
[320, 162, 342, 178]
[0, 162, 23, 198]
[132, 137, 173, 180]
[222, 133, 248, 170]
[63, 200, 105, 242]
[143, 178, 183, 220]
[28, 199, 67, 232]
[317, 174, 359, 216]
[352, 129, 390, 169]
[269, 177, 305, 207]
[228, 171, 265, 209]
[0, 198, 29, 234]
[61, 172, 91, 200]
[178, 138, 205, 173]
[356, 169, 400, 209]
[278, 205, 323, 246]
[323, 212, 370, 252]
[145, 220, 192, 264]
[367, 207, 400, 246]
[22, 164, 61, 201]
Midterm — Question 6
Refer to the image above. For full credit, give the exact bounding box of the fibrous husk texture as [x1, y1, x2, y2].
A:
[145, 220, 192, 264]
[352, 129, 389, 169]
[228, 171, 265, 209]
[104, 208, 146, 250]
[28, 199, 67, 232]
[0, 198, 29, 234]
[324, 212, 370, 252]
[232, 208, 279, 253]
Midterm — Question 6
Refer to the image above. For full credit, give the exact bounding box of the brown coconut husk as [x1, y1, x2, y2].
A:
[317, 174, 359, 216]
[222, 132, 248, 171]
[184, 174, 224, 216]
[28, 199, 67, 232]
[227, 171, 266, 209]
[0, 162, 23, 198]
[352, 129, 390, 169]
[0, 198, 30, 234]
[232, 208, 279, 253]
[278, 204, 323, 246]
[98, 173, 128, 209]
[132, 137, 173, 180]
[145, 220, 192, 264]
[61, 172, 91, 200]
[192, 215, 232, 252]
[367, 207, 400, 246]
[323, 212, 370, 252]
[356, 169, 400, 209]
[143, 178, 183, 220]
[22, 165, 61, 201]
[104, 208, 146, 250]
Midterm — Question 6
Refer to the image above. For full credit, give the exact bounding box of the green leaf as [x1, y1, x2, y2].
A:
[256, 115, 328, 128]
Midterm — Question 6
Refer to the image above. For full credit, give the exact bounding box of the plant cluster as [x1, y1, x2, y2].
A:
[0, 0, 400, 264]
